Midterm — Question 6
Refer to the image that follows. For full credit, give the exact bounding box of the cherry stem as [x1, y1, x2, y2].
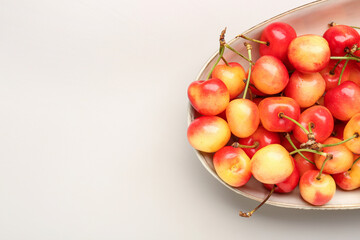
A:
[308, 122, 314, 134]
[242, 43, 252, 99]
[338, 57, 350, 85]
[232, 141, 259, 149]
[221, 56, 229, 66]
[316, 154, 333, 180]
[239, 185, 275, 218]
[236, 34, 270, 46]
[289, 148, 327, 157]
[206, 28, 227, 80]
[329, 59, 342, 75]
[330, 56, 360, 61]
[284, 133, 315, 165]
[321, 133, 359, 148]
[349, 156, 360, 171]
[329, 22, 360, 30]
[224, 43, 253, 64]
[278, 113, 309, 135]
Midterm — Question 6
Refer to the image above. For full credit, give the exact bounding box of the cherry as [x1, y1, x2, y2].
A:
[288, 34, 330, 73]
[319, 59, 351, 91]
[293, 152, 317, 177]
[344, 113, 360, 154]
[213, 145, 252, 187]
[324, 81, 360, 121]
[188, 78, 230, 116]
[258, 97, 301, 132]
[187, 116, 231, 153]
[323, 24, 360, 56]
[251, 55, 289, 95]
[293, 105, 334, 144]
[332, 155, 360, 191]
[212, 62, 246, 99]
[284, 71, 326, 108]
[263, 163, 300, 193]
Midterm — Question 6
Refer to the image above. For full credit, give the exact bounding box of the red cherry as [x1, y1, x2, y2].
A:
[320, 59, 351, 91]
[263, 162, 299, 193]
[323, 25, 360, 56]
[259, 22, 297, 63]
[324, 81, 360, 121]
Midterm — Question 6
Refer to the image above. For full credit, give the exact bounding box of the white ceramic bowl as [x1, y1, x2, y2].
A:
[188, 0, 360, 210]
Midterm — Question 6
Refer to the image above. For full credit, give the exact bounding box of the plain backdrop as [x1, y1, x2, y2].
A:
[1, 0, 360, 239]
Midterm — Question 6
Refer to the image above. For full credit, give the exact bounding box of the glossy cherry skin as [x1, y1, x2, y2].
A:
[263, 162, 299, 193]
[213, 146, 252, 187]
[315, 137, 354, 174]
[188, 78, 230, 116]
[319, 59, 351, 91]
[284, 71, 325, 108]
[347, 61, 360, 87]
[293, 106, 334, 143]
[187, 116, 231, 153]
[323, 25, 360, 56]
[251, 55, 289, 95]
[344, 113, 360, 154]
[212, 62, 246, 99]
[259, 22, 297, 63]
[238, 126, 281, 158]
[258, 97, 301, 132]
[288, 34, 330, 73]
[299, 170, 336, 206]
[324, 81, 360, 121]
[226, 99, 260, 138]
[251, 144, 294, 184]
[332, 155, 360, 191]
[293, 152, 317, 177]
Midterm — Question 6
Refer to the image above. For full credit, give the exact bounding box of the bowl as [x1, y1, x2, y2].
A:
[188, 0, 360, 210]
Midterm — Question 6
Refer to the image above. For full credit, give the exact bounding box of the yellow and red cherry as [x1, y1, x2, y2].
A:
[315, 137, 354, 174]
[251, 55, 289, 95]
[344, 113, 360, 154]
[187, 116, 231, 153]
[258, 97, 301, 132]
[212, 62, 246, 99]
[299, 170, 336, 206]
[188, 78, 230, 116]
[251, 144, 294, 184]
[237, 126, 281, 158]
[320, 59, 350, 91]
[293, 105, 334, 143]
[284, 71, 326, 108]
[213, 146, 252, 187]
[288, 34, 330, 73]
[259, 22, 297, 63]
[263, 163, 299, 193]
[324, 81, 360, 121]
[323, 24, 360, 56]
[293, 152, 317, 177]
[347, 61, 360, 87]
[332, 155, 360, 191]
[226, 98, 260, 138]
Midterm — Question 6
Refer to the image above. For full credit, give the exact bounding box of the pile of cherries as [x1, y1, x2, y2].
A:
[187, 22, 360, 217]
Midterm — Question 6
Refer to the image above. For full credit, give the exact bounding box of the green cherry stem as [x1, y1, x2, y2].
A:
[284, 133, 315, 165]
[278, 113, 309, 135]
[330, 56, 360, 61]
[316, 154, 333, 180]
[236, 34, 270, 46]
[338, 56, 350, 85]
[221, 56, 230, 66]
[242, 43, 252, 99]
[224, 43, 253, 64]
[232, 141, 260, 149]
[239, 185, 275, 218]
[329, 22, 360, 30]
[289, 148, 327, 157]
[329, 59, 342, 75]
[207, 45, 225, 80]
[321, 133, 359, 148]
[308, 122, 314, 134]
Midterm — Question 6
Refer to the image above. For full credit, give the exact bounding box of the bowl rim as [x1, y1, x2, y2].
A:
[188, 0, 360, 210]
